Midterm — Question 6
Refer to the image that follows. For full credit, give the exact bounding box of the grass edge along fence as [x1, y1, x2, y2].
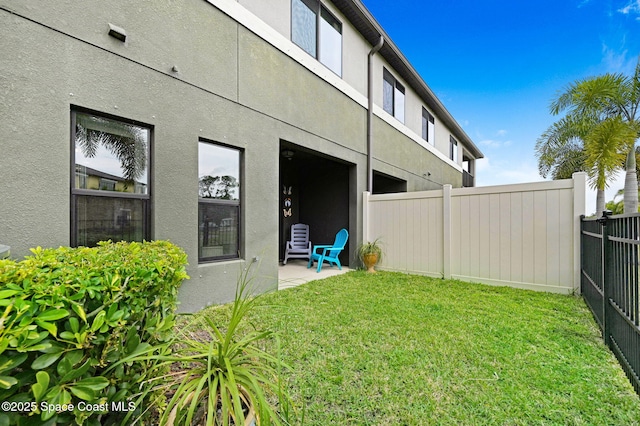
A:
[0, 240, 188, 425]
[363, 173, 587, 295]
[581, 212, 640, 397]
[207, 271, 640, 425]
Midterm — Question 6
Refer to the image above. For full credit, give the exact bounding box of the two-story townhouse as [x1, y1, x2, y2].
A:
[0, 0, 482, 311]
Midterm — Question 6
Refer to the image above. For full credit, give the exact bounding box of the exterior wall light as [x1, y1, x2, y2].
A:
[281, 149, 295, 160]
[108, 23, 127, 42]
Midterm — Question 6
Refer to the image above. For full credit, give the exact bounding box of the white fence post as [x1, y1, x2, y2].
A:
[365, 179, 579, 294]
[443, 184, 452, 279]
[572, 172, 586, 294]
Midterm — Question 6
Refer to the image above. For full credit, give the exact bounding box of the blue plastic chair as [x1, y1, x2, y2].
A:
[308, 228, 349, 273]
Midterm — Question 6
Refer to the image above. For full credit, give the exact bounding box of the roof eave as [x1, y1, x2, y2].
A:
[330, 0, 484, 159]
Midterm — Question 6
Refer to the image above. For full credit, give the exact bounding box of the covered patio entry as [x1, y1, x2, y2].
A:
[278, 141, 354, 273]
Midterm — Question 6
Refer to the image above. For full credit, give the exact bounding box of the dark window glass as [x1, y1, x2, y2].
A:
[450, 136, 458, 162]
[71, 110, 151, 246]
[75, 196, 147, 247]
[422, 109, 428, 140]
[383, 69, 404, 122]
[74, 112, 149, 193]
[198, 141, 241, 262]
[394, 82, 405, 123]
[383, 72, 394, 115]
[422, 108, 435, 144]
[292, 0, 343, 76]
[198, 202, 239, 260]
[292, 0, 317, 57]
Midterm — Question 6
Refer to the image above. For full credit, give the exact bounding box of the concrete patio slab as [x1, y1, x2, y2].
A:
[278, 259, 351, 290]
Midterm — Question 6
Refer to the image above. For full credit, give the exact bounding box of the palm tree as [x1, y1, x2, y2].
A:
[536, 57, 640, 215]
[605, 189, 625, 215]
[624, 148, 638, 213]
[584, 117, 636, 215]
[75, 113, 148, 185]
[536, 116, 589, 180]
[605, 188, 640, 215]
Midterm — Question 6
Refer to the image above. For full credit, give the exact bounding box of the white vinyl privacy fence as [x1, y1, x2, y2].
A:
[363, 173, 587, 294]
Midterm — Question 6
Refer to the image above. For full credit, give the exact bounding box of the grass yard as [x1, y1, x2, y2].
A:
[194, 271, 640, 425]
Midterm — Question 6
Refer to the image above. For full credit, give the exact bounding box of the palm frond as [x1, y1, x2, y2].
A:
[550, 73, 628, 119]
[584, 117, 637, 190]
[541, 59, 640, 195]
[624, 55, 640, 122]
[535, 116, 590, 179]
[75, 113, 148, 184]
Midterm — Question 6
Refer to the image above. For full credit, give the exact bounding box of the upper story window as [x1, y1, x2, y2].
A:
[383, 68, 405, 123]
[99, 178, 117, 191]
[422, 108, 435, 145]
[292, 0, 343, 76]
[75, 171, 87, 189]
[198, 140, 242, 262]
[71, 109, 151, 247]
[450, 136, 458, 163]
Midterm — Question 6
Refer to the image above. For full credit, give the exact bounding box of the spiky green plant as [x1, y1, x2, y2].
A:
[356, 238, 384, 264]
[113, 265, 293, 425]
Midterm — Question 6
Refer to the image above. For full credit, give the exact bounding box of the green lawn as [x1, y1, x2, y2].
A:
[195, 271, 640, 425]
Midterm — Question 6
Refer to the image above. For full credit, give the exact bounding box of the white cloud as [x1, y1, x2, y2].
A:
[618, 0, 640, 15]
[473, 159, 618, 217]
[472, 158, 630, 217]
[480, 139, 513, 148]
[475, 157, 545, 187]
[480, 139, 501, 148]
[600, 44, 636, 74]
[495, 164, 546, 185]
[477, 129, 512, 148]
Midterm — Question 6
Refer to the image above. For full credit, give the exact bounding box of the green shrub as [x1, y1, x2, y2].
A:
[0, 240, 189, 425]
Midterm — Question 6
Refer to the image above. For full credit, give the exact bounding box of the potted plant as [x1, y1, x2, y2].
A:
[357, 238, 383, 273]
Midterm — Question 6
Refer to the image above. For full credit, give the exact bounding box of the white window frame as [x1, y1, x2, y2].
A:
[450, 136, 458, 163]
[291, 0, 343, 76]
[383, 68, 405, 123]
[422, 108, 435, 145]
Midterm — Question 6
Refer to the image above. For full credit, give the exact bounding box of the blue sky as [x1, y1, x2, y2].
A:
[361, 0, 640, 214]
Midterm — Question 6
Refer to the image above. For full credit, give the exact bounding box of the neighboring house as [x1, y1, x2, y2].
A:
[75, 165, 147, 194]
[0, 0, 483, 312]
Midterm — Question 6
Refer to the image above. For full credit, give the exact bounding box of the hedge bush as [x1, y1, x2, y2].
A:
[0, 240, 189, 425]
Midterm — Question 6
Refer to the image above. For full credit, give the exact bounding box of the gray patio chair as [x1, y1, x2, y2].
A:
[283, 223, 312, 264]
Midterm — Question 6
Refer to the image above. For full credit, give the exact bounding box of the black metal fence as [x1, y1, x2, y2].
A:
[77, 219, 144, 247]
[581, 213, 640, 396]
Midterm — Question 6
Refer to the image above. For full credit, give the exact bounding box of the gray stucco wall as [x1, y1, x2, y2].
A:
[0, 0, 463, 312]
[372, 117, 463, 191]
